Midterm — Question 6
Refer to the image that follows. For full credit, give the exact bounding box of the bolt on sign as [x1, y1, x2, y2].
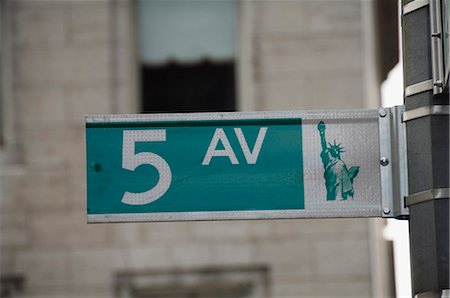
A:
[86, 108, 408, 223]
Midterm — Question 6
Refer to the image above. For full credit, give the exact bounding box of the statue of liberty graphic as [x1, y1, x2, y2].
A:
[317, 121, 360, 201]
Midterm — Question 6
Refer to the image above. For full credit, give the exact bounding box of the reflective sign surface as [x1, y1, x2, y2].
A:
[86, 110, 382, 222]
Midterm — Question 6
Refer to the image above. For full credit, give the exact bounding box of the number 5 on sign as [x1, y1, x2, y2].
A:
[121, 130, 172, 205]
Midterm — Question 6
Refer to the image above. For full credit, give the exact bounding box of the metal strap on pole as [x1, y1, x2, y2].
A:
[402, 105, 450, 122]
[405, 188, 449, 206]
[415, 289, 450, 298]
[403, 0, 429, 15]
[405, 79, 434, 98]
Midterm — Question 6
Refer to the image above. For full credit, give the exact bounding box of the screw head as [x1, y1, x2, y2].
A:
[380, 157, 389, 166]
[434, 80, 443, 87]
[379, 109, 387, 117]
[383, 207, 391, 215]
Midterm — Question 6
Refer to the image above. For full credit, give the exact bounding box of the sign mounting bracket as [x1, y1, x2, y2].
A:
[379, 106, 409, 219]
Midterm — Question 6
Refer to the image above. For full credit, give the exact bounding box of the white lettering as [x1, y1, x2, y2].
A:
[202, 128, 239, 165]
[121, 130, 172, 205]
[234, 127, 267, 164]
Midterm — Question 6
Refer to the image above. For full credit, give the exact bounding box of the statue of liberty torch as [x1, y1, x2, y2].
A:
[317, 121, 360, 201]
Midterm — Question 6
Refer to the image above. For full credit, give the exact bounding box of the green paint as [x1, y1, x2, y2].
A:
[87, 119, 304, 215]
[317, 121, 359, 201]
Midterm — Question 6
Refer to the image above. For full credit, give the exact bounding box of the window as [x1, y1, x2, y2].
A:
[0, 274, 25, 298]
[138, 0, 237, 113]
[0, 0, 20, 163]
[115, 266, 269, 298]
[0, 0, 14, 157]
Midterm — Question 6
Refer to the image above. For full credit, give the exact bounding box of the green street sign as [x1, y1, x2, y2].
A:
[86, 109, 404, 223]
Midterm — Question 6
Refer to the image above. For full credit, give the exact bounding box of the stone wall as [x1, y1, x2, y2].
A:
[252, 0, 366, 111]
[0, 1, 380, 297]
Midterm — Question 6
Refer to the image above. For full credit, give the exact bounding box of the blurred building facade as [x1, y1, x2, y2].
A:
[0, 0, 398, 297]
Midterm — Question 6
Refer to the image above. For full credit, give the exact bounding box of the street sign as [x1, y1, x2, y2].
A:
[86, 109, 406, 223]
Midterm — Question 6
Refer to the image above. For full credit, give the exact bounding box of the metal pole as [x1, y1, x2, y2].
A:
[401, 0, 449, 296]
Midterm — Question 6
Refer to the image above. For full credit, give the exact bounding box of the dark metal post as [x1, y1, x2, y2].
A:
[401, 0, 449, 296]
